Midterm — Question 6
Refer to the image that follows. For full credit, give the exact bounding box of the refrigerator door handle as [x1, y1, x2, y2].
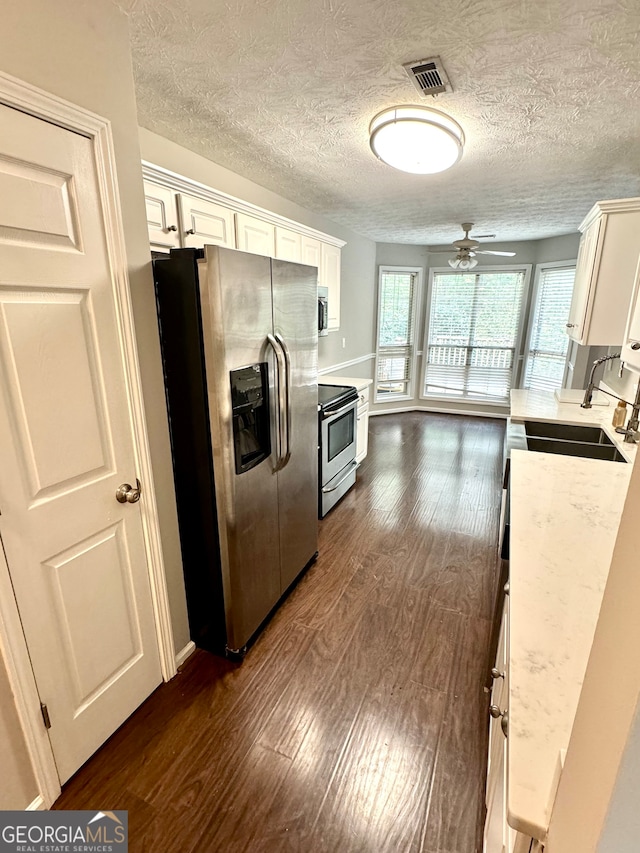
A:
[267, 333, 286, 468]
[274, 333, 291, 465]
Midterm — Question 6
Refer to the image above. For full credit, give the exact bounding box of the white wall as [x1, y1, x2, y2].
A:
[139, 129, 377, 375]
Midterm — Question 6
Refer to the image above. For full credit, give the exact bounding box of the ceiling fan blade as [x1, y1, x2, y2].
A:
[476, 250, 516, 257]
[471, 233, 496, 239]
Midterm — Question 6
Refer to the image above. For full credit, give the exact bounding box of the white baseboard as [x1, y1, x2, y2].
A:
[26, 795, 45, 811]
[370, 405, 508, 419]
[175, 641, 196, 669]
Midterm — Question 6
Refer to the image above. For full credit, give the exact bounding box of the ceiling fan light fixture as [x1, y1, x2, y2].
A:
[369, 105, 464, 174]
[449, 255, 477, 270]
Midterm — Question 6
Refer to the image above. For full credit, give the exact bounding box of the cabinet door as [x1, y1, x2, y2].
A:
[143, 180, 180, 251]
[275, 226, 302, 262]
[236, 212, 275, 257]
[177, 192, 236, 249]
[321, 242, 341, 330]
[566, 217, 602, 342]
[356, 402, 369, 464]
[301, 235, 321, 270]
[484, 604, 510, 853]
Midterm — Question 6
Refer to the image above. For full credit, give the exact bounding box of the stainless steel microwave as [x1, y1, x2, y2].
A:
[318, 286, 329, 336]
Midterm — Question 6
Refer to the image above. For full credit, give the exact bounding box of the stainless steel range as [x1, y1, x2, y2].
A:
[318, 383, 359, 517]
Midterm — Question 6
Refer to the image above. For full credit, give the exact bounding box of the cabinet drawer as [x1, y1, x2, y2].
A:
[357, 385, 370, 409]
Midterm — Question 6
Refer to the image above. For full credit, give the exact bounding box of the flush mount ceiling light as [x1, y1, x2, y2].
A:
[369, 105, 464, 174]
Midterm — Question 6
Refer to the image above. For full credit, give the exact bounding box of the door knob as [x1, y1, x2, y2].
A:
[490, 668, 505, 680]
[166, 224, 178, 232]
[116, 478, 142, 504]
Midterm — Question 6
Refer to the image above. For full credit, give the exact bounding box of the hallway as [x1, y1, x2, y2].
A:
[55, 412, 505, 853]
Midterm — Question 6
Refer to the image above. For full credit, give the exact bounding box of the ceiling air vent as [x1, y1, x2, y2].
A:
[403, 57, 452, 97]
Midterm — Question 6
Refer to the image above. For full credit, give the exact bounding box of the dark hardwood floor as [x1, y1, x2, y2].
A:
[54, 411, 505, 853]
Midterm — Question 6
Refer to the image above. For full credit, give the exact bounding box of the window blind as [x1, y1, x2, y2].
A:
[424, 270, 526, 403]
[376, 270, 417, 399]
[523, 266, 576, 392]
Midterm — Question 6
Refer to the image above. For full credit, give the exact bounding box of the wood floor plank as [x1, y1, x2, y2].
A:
[53, 412, 505, 853]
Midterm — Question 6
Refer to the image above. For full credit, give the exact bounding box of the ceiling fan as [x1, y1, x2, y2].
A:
[431, 223, 516, 269]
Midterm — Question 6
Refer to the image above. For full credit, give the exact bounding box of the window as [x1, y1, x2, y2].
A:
[375, 266, 421, 401]
[422, 269, 528, 404]
[523, 263, 576, 392]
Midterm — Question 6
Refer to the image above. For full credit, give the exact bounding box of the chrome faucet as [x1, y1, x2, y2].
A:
[581, 353, 621, 409]
[581, 352, 640, 443]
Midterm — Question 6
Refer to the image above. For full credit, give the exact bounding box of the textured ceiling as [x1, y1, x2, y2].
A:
[117, 0, 640, 246]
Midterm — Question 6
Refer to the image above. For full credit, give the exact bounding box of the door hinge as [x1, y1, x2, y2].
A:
[40, 702, 51, 730]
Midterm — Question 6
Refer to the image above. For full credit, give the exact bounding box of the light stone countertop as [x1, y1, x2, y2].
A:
[318, 374, 373, 392]
[507, 389, 633, 841]
[510, 388, 637, 463]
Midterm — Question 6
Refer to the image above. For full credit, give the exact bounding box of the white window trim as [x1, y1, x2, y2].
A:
[419, 264, 532, 404]
[374, 265, 423, 404]
[521, 259, 577, 391]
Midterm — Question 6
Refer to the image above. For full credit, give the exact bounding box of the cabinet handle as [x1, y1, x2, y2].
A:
[566, 323, 577, 328]
[166, 224, 178, 232]
[489, 705, 509, 737]
[186, 228, 196, 235]
[490, 668, 505, 680]
[504, 581, 510, 595]
[631, 342, 640, 351]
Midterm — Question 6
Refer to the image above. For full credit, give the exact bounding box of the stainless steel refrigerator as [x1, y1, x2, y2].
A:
[153, 246, 318, 657]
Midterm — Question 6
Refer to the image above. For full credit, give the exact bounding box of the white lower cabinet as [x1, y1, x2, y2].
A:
[485, 603, 510, 853]
[356, 386, 370, 464]
[485, 600, 543, 853]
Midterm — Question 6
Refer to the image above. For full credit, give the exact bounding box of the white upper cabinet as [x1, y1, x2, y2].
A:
[321, 241, 341, 330]
[236, 212, 276, 257]
[301, 235, 321, 269]
[620, 255, 640, 371]
[141, 163, 345, 327]
[566, 198, 640, 345]
[275, 226, 302, 262]
[143, 180, 180, 251]
[177, 192, 236, 249]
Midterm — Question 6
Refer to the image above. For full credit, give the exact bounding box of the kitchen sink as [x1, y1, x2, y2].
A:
[523, 421, 626, 463]
[524, 421, 614, 446]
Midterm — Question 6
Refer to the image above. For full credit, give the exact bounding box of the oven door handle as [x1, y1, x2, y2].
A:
[266, 333, 286, 469]
[323, 399, 356, 418]
[321, 460, 359, 493]
[274, 332, 291, 465]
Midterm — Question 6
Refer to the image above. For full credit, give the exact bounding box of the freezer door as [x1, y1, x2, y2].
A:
[271, 258, 319, 590]
[200, 246, 281, 652]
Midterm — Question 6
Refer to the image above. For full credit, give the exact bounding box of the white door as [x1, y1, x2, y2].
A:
[177, 192, 236, 249]
[0, 103, 162, 783]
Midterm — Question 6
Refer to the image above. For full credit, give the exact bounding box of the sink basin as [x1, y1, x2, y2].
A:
[526, 437, 627, 463]
[522, 420, 625, 462]
[524, 421, 614, 446]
